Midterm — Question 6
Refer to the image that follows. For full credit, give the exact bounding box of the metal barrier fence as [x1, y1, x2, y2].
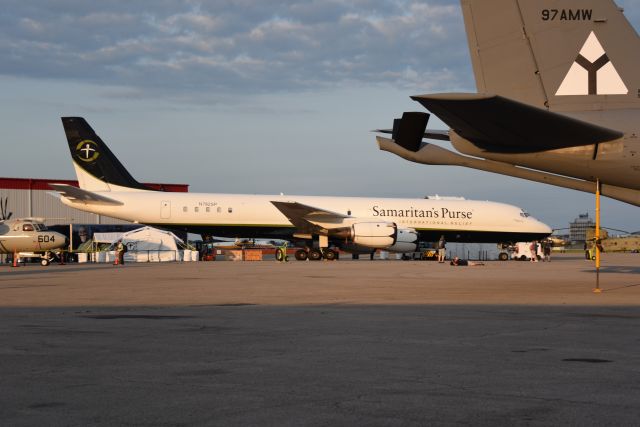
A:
[77, 249, 200, 263]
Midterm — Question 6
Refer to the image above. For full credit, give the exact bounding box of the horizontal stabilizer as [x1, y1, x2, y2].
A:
[376, 135, 640, 207]
[48, 184, 123, 206]
[375, 128, 450, 142]
[412, 93, 624, 152]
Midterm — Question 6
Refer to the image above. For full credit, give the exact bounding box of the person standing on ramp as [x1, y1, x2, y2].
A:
[437, 235, 446, 263]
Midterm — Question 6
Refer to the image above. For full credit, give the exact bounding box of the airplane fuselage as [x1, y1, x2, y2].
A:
[0, 221, 67, 254]
[60, 191, 551, 243]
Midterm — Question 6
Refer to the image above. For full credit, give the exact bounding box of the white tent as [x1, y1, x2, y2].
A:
[94, 226, 194, 262]
[93, 232, 125, 244]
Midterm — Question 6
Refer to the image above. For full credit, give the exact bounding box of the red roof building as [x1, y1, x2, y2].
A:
[0, 177, 188, 192]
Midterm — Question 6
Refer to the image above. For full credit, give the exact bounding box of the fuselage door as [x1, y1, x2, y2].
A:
[161, 201, 171, 219]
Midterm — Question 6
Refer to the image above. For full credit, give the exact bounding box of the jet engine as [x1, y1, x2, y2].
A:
[336, 224, 418, 254]
[350, 222, 396, 248]
[385, 227, 419, 253]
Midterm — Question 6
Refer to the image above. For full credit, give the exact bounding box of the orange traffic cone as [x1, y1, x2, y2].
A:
[12, 251, 18, 267]
[113, 253, 119, 266]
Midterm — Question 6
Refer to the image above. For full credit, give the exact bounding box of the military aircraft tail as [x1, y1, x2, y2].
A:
[61, 117, 150, 192]
[461, 0, 640, 111]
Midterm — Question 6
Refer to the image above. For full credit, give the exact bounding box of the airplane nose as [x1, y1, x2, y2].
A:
[534, 219, 552, 234]
[52, 232, 69, 248]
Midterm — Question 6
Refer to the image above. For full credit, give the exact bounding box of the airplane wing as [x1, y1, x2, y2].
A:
[48, 184, 123, 206]
[411, 93, 624, 152]
[270, 201, 350, 235]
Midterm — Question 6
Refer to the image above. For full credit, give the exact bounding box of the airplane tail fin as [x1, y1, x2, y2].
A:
[461, 0, 640, 111]
[62, 117, 150, 192]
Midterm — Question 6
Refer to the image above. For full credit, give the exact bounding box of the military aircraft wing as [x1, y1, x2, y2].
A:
[270, 201, 350, 235]
[48, 183, 123, 206]
[411, 93, 624, 152]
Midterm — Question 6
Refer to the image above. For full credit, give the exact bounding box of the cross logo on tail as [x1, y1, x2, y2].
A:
[76, 140, 100, 163]
[556, 32, 627, 96]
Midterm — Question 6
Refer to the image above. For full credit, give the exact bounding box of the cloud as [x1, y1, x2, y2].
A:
[0, 0, 468, 101]
[2, 0, 637, 104]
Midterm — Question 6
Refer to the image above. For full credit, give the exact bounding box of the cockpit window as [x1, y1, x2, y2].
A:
[520, 210, 530, 218]
[22, 224, 34, 231]
[34, 223, 47, 231]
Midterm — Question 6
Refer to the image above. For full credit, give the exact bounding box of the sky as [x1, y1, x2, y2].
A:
[1, 0, 639, 233]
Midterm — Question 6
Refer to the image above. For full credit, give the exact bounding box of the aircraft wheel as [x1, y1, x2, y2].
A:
[41, 259, 50, 266]
[519, 255, 527, 261]
[308, 249, 323, 261]
[498, 252, 509, 261]
[275, 248, 285, 261]
[294, 249, 308, 261]
[323, 249, 337, 261]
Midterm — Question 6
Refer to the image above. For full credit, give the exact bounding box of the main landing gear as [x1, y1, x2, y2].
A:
[294, 248, 338, 261]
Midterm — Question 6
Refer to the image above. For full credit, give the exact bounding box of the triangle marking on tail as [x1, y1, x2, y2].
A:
[556, 31, 628, 96]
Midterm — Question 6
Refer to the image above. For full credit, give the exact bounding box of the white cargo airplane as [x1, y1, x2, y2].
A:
[50, 117, 551, 260]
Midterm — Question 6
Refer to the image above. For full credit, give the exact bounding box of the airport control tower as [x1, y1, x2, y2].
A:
[570, 213, 595, 243]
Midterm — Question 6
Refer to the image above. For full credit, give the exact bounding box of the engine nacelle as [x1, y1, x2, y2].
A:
[386, 228, 419, 253]
[351, 222, 396, 248]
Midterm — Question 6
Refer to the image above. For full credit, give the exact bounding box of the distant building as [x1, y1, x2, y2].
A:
[569, 213, 595, 243]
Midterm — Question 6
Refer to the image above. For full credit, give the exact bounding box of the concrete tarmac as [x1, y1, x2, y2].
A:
[1, 254, 640, 426]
